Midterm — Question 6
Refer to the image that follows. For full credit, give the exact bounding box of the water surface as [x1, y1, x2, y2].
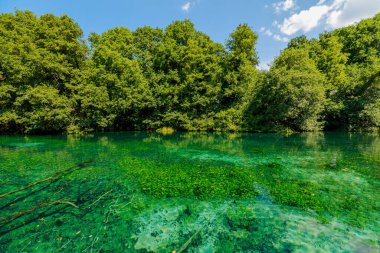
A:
[0, 132, 379, 252]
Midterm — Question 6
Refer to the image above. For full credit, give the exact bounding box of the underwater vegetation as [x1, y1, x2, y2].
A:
[0, 132, 379, 252]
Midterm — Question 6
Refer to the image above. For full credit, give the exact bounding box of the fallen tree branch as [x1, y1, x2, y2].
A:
[84, 190, 113, 209]
[0, 199, 79, 223]
[178, 229, 201, 253]
[0, 160, 92, 199]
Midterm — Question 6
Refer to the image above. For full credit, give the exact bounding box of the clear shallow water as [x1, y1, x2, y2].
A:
[0, 132, 379, 252]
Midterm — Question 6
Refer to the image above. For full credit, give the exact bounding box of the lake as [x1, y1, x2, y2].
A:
[0, 132, 379, 252]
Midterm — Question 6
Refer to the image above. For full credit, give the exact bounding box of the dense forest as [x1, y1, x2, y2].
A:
[0, 10, 379, 134]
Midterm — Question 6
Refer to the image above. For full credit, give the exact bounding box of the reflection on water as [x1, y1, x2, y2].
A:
[0, 132, 379, 252]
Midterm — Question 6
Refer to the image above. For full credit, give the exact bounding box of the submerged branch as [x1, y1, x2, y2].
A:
[178, 229, 201, 253]
[84, 189, 113, 209]
[0, 199, 79, 223]
[0, 160, 92, 199]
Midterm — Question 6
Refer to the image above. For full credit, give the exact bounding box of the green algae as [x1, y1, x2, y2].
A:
[0, 132, 379, 252]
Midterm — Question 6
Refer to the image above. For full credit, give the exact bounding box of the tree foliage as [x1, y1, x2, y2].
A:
[0, 10, 379, 134]
[247, 48, 326, 132]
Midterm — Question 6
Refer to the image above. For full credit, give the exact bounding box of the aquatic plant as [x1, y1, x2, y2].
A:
[156, 127, 175, 135]
[0, 132, 379, 252]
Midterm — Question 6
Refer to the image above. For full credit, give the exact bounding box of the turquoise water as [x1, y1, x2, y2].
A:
[0, 132, 379, 252]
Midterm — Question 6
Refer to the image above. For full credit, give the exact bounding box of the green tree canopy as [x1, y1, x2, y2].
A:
[0, 10, 379, 134]
[248, 48, 326, 132]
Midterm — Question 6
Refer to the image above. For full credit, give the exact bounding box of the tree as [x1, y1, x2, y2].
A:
[248, 48, 326, 132]
[69, 76, 115, 132]
[218, 24, 259, 131]
[315, 34, 349, 130]
[0, 84, 17, 133]
[344, 57, 380, 131]
[332, 13, 380, 64]
[88, 28, 154, 130]
[325, 14, 380, 131]
[14, 86, 72, 133]
[0, 10, 88, 92]
[144, 20, 225, 131]
[0, 10, 88, 133]
[0, 10, 378, 134]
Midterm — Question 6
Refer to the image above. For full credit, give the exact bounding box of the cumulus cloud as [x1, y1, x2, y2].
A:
[265, 29, 273, 36]
[278, 0, 380, 35]
[273, 34, 290, 42]
[279, 5, 330, 35]
[181, 2, 191, 12]
[327, 0, 380, 28]
[260, 27, 289, 43]
[273, 0, 296, 13]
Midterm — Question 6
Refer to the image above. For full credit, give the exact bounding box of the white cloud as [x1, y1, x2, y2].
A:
[330, 0, 346, 9]
[265, 30, 273, 36]
[273, 0, 296, 13]
[273, 34, 290, 42]
[327, 0, 380, 28]
[279, 5, 330, 35]
[181, 2, 191, 12]
[278, 0, 380, 35]
[260, 27, 289, 43]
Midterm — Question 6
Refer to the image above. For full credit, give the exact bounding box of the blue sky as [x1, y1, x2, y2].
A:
[1, 0, 379, 69]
